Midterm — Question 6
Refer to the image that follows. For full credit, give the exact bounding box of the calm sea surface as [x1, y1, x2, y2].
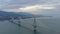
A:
[0, 18, 60, 34]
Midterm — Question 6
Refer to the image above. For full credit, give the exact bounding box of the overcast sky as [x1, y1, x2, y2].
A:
[0, 0, 60, 16]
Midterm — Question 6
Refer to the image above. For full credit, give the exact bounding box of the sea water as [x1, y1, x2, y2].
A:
[0, 18, 60, 34]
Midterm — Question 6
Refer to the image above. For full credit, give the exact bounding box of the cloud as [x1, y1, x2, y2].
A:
[3, 4, 55, 13]
[0, 0, 60, 15]
[0, 0, 60, 9]
[19, 5, 55, 12]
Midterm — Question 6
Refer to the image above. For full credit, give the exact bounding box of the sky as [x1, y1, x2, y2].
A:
[0, 0, 60, 16]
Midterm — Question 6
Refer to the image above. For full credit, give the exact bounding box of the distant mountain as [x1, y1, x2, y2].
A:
[0, 11, 49, 21]
[15, 12, 33, 16]
[0, 11, 20, 17]
[0, 11, 34, 20]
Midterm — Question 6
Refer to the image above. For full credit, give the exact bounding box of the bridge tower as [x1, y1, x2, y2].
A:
[33, 17, 37, 32]
[17, 17, 21, 26]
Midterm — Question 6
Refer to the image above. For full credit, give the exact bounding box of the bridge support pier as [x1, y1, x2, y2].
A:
[17, 18, 21, 26]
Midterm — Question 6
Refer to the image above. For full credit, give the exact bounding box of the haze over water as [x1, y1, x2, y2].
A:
[0, 17, 60, 34]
